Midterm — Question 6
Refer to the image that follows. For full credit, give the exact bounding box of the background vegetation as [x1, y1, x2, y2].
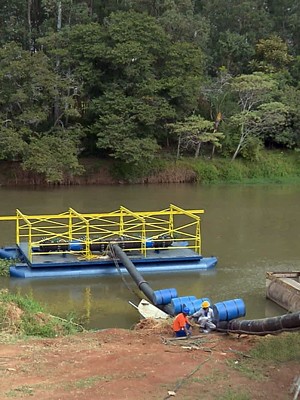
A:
[1, 0, 300, 183]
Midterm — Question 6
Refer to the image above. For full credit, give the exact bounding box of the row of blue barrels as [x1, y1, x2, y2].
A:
[153, 289, 246, 322]
[213, 299, 246, 322]
[172, 297, 211, 315]
[153, 288, 178, 305]
[153, 289, 246, 321]
[152, 289, 212, 315]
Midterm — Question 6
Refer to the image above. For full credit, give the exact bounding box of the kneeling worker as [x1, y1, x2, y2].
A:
[192, 300, 216, 333]
[172, 307, 192, 337]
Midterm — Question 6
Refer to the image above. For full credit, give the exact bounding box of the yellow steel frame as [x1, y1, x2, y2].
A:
[0, 205, 204, 262]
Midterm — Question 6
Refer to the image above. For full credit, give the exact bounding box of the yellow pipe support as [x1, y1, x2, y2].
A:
[69, 208, 91, 259]
[16, 209, 33, 262]
[119, 206, 146, 256]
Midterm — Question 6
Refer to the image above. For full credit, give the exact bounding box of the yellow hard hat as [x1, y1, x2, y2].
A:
[202, 300, 210, 308]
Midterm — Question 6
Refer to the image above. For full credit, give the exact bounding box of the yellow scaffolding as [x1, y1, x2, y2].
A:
[0, 205, 204, 262]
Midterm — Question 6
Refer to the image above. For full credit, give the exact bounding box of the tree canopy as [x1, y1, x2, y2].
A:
[0, 0, 299, 181]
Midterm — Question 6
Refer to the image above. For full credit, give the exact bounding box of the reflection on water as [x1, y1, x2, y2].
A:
[0, 183, 299, 329]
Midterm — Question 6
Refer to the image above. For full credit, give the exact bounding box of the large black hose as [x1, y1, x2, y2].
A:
[111, 244, 155, 303]
[216, 311, 300, 335]
[111, 244, 175, 315]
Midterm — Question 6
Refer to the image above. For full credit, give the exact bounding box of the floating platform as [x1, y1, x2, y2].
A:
[266, 271, 300, 312]
[0, 204, 218, 279]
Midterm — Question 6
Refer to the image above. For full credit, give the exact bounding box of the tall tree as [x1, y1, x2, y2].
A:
[229, 72, 278, 160]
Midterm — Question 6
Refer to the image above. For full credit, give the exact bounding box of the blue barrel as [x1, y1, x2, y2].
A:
[68, 240, 84, 251]
[171, 296, 197, 314]
[213, 299, 246, 322]
[153, 288, 178, 305]
[145, 239, 154, 248]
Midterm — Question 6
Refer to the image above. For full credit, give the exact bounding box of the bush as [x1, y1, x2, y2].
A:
[214, 159, 250, 182]
[111, 157, 167, 182]
[188, 159, 220, 183]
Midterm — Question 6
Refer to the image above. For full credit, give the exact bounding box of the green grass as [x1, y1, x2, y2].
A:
[216, 388, 251, 400]
[177, 151, 300, 184]
[226, 332, 300, 384]
[226, 358, 267, 381]
[0, 289, 81, 338]
[6, 385, 34, 397]
[250, 332, 300, 362]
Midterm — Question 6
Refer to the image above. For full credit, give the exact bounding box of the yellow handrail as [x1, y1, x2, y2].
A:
[0, 205, 205, 260]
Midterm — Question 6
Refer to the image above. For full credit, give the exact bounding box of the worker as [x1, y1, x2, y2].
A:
[172, 307, 192, 337]
[191, 300, 216, 333]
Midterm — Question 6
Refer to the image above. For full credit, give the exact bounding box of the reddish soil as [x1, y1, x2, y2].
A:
[0, 324, 298, 400]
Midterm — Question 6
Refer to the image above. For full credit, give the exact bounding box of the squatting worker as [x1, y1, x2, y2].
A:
[191, 300, 216, 333]
[172, 307, 192, 337]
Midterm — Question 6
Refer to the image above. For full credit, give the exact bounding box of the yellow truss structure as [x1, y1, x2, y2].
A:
[0, 204, 204, 262]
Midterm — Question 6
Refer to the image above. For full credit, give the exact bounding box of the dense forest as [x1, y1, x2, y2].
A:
[0, 0, 300, 182]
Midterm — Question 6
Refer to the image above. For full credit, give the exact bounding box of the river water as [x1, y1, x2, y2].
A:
[0, 183, 299, 329]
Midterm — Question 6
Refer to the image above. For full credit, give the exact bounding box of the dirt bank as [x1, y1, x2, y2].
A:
[0, 325, 299, 400]
[0, 159, 196, 186]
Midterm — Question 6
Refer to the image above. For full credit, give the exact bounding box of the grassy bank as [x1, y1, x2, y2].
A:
[86, 150, 300, 184]
[0, 289, 82, 339]
[179, 151, 300, 184]
[0, 151, 299, 186]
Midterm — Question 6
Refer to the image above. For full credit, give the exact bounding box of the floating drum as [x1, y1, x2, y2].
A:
[213, 299, 246, 322]
[153, 288, 178, 306]
[170, 296, 197, 314]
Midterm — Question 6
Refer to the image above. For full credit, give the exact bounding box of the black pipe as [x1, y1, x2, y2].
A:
[111, 244, 175, 316]
[111, 244, 155, 303]
[216, 311, 300, 335]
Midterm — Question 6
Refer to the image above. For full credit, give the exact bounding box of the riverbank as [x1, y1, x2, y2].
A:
[0, 326, 299, 400]
[0, 151, 299, 186]
[0, 291, 299, 399]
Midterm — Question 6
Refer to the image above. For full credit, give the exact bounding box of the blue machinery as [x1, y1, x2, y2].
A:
[0, 204, 217, 278]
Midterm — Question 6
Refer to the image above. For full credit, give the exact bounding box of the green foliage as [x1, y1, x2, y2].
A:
[217, 388, 251, 400]
[217, 31, 255, 74]
[250, 332, 300, 362]
[0, 259, 12, 277]
[188, 159, 220, 183]
[251, 35, 293, 73]
[214, 159, 250, 182]
[0, 290, 80, 337]
[167, 115, 224, 158]
[111, 157, 167, 182]
[249, 151, 297, 178]
[240, 136, 263, 161]
[180, 151, 300, 184]
[0, 2, 299, 177]
[22, 128, 84, 183]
